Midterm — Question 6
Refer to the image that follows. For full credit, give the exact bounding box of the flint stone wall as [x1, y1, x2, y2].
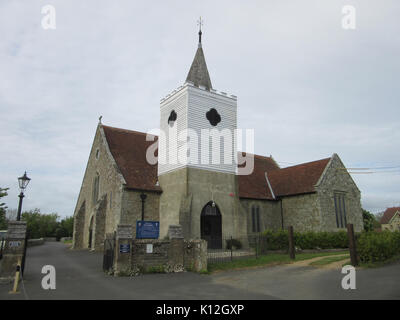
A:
[0, 221, 27, 279]
[129, 238, 207, 273]
[112, 224, 207, 274]
[28, 238, 45, 246]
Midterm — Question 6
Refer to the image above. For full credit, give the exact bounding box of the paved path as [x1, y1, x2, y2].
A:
[1, 242, 399, 300]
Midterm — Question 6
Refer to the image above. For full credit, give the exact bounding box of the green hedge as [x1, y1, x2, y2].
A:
[261, 229, 349, 250]
[357, 231, 400, 263]
[260, 229, 400, 264]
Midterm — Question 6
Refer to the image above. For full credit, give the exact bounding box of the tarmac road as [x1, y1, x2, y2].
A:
[1, 242, 399, 300]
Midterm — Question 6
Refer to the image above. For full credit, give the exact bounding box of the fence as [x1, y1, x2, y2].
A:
[207, 225, 358, 266]
[207, 234, 290, 264]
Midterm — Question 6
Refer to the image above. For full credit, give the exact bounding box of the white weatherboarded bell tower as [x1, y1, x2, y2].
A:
[158, 22, 245, 246]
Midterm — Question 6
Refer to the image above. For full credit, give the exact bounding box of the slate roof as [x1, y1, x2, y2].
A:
[380, 207, 400, 224]
[101, 125, 331, 199]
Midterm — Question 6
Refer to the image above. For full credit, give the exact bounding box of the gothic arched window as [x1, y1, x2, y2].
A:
[92, 173, 100, 206]
[251, 205, 261, 233]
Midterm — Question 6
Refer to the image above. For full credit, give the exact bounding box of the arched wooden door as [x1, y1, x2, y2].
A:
[201, 201, 222, 249]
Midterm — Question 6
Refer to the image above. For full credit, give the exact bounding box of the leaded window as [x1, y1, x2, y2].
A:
[334, 193, 347, 228]
[92, 173, 99, 206]
[251, 205, 261, 233]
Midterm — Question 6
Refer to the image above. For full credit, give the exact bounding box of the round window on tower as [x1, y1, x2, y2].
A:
[206, 108, 221, 126]
[168, 110, 177, 127]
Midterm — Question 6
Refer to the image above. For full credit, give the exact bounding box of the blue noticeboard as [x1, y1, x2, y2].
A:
[136, 221, 159, 239]
[119, 244, 130, 253]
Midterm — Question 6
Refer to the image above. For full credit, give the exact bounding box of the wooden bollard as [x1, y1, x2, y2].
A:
[347, 223, 358, 266]
[288, 226, 295, 260]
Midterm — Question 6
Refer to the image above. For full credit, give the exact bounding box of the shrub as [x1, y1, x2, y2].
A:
[294, 231, 348, 249]
[262, 230, 289, 250]
[357, 231, 400, 263]
[261, 229, 349, 250]
[226, 238, 242, 250]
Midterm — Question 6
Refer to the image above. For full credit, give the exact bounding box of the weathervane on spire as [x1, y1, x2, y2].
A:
[197, 16, 203, 46]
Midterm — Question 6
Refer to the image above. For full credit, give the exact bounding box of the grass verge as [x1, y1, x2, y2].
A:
[342, 260, 351, 267]
[309, 255, 349, 266]
[207, 250, 348, 273]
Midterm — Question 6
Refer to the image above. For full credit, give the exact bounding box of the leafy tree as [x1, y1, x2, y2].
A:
[55, 216, 74, 240]
[22, 209, 59, 239]
[21, 209, 74, 240]
[362, 209, 380, 232]
[0, 187, 9, 229]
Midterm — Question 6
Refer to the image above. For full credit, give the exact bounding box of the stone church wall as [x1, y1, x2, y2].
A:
[281, 193, 322, 232]
[120, 189, 160, 238]
[239, 199, 282, 235]
[158, 168, 188, 239]
[316, 154, 364, 232]
[72, 125, 124, 249]
[186, 167, 244, 240]
[159, 167, 246, 242]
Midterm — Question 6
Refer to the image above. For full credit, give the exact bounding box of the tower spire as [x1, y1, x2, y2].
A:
[186, 17, 212, 90]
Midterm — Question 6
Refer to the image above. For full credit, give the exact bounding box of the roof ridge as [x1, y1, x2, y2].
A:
[238, 152, 273, 160]
[278, 157, 331, 170]
[102, 125, 157, 137]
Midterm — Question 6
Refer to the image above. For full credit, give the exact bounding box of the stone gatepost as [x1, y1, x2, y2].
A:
[189, 239, 208, 272]
[167, 225, 184, 270]
[114, 224, 133, 276]
[0, 221, 27, 281]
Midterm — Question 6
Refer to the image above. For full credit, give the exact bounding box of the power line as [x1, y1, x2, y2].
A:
[340, 166, 400, 170]
[347, 170, 400, 174]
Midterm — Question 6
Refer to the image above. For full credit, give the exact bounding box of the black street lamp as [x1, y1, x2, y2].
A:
[17, 171, 31, 221]
[140, 193, 147, 221]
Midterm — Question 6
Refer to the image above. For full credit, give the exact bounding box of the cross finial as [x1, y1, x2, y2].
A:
[197, 16, 203, 31]
[197, 17, 203, 46]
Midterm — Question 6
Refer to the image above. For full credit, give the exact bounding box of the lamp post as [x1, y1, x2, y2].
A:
[140, 193, 147, 221]
[16, 172, 31, 221]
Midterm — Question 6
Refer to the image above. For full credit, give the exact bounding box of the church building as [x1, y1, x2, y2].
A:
[72, 27, 364, 251]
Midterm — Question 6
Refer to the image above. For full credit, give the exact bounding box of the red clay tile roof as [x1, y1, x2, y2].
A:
[267, 158, 331, 198]
[102, 125, 331, 198]
[102, 125, 161, 192]
[237, 154, 280, 199]
[238, 156, 331, 199]
[380, 207, 400, 224]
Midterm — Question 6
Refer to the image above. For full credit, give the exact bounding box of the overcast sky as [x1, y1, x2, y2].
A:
[1, 1, 399, 218]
